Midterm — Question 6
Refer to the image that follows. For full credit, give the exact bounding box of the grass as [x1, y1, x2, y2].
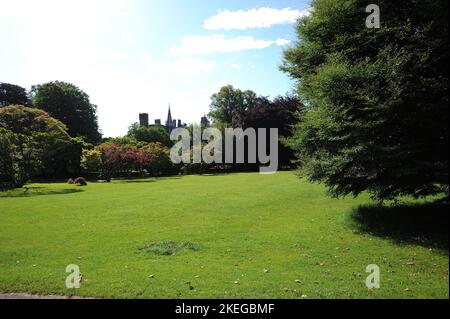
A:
[0, 172, 448, 298]
[139, 241, 199, 256]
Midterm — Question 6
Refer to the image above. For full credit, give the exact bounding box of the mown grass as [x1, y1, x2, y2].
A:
[0, 172, 448, 298]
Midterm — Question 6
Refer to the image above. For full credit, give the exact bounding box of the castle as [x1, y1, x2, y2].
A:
[139, 104, 210, 133]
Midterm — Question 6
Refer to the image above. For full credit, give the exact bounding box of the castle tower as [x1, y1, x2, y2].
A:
[201, 115, 210, 127]
[139, 113, 149, 127]
[165, 104, 175, 133]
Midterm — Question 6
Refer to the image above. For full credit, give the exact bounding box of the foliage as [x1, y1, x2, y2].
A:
[81, 141, 173, 181]
[0, 105, 86, 179]
[208, 85, 257, 125]
[0, 105, 86, 186]
[0, 128, 42, 188]
[282, 0, 449, 200]
[127, 123, 171, 147]
[0, 82, 30, 107]
[234, 95, 301, 168]
[140, 142, 173, 176]
[30, 81, 101, 143]
[81, 149, 102, 172]
[103, 136, 143, 147]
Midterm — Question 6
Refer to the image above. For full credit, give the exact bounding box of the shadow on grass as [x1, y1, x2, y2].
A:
[0, 187, 85, 198]
[113, 178, 157, 184]
[349, 200, 449, 251]
[113, 176, 183, 183]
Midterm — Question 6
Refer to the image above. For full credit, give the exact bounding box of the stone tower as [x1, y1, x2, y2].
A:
[201, 115, 210, 127]
[139, 113, 149, 127]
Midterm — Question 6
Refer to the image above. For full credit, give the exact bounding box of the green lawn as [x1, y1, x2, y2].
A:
[0, 172, 448, 298]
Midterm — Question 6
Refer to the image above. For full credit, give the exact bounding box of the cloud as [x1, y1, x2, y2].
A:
[141, 53, 214, 76]
[204, 7, 310, 30]
[169, 35, 289, 55]
[275, 38, 291, 46]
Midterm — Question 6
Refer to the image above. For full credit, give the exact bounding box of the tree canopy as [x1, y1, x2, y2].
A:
[0, 82, 30, 107]
[127, 123, 171, 147]
[208, 85, 257, 125]
[282, 0, 449, 200]
[0, 105, 84, 187]
[30, 81, 101, 143]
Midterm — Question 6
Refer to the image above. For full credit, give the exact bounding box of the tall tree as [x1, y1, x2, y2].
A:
[209, 85, 257, 125]
[0, 82, 30, 107]
[30, 81, 101, 143]
[234, 95, 300, 168]
[282, 0, 449, 200]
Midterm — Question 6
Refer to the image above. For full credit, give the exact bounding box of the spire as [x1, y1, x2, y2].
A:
[166, 103, 172, 124]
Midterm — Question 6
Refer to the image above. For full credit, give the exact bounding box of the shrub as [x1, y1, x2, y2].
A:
[74, 177, 87, 186]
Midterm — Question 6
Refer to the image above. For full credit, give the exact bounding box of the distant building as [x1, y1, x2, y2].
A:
[139, 104, 187, 133]
[139, 113, 149, 127]
[201, 116, 210, 127]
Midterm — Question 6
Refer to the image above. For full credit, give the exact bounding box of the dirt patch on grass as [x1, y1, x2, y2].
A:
[139, 241, 199, 255]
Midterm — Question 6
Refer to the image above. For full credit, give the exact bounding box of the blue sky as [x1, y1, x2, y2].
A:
[0, 0, 310, 137]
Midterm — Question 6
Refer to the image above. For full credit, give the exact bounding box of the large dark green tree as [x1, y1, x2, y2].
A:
[0, 82, 30, 107]
[30, 81, 101, 143]
[282, 0, 449, 200]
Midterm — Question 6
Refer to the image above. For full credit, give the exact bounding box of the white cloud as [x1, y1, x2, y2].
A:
[204, 7, 310, 30]
[141, 53, 214, 76]
[275, 38, 291, 46]
[169, 35, 289, 55]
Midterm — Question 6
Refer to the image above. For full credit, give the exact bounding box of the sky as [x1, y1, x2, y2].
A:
[0, 0, 311, 137]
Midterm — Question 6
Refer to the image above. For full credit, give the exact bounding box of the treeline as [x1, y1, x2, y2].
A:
[182, 85, 301, 174]
[1, 81, 299, 188]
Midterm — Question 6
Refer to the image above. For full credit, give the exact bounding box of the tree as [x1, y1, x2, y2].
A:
[0, 128, 42, 188]
[127, 123, 171, 147]
[209, 85, 257, 125]
[30, 81, 101, 143]
[0, 82, 30, 107]
[81, 149, 102, 174]
[281, 0, 449, 200]
[234, 95, 300, 168]
[140, 142, 173, 176]
[0, 105, 84, 182]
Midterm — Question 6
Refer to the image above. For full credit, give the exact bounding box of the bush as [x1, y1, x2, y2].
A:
[74, 177, 87, 186]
